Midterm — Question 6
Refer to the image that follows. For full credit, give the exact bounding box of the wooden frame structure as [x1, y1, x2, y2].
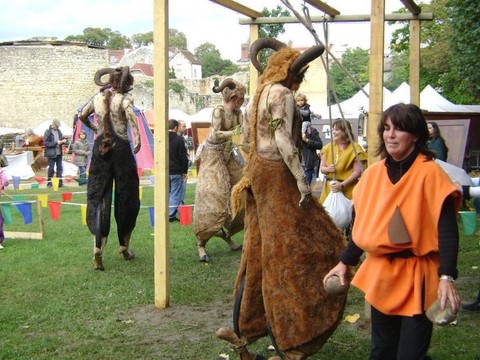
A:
[3, 200, 45, 240]
[153, 0, 428, 309]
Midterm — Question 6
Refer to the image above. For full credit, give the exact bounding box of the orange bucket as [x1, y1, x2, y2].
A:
[178, 205, 192, 225]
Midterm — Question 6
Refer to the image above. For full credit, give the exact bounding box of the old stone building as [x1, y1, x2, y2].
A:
[0, 40, 108, 130]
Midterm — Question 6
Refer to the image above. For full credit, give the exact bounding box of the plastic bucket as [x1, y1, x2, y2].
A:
[459, 211, 477, 236]
[178, 205, 192, 225]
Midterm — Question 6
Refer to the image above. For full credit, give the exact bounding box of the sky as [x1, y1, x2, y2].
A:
[0, 0, 407, 61]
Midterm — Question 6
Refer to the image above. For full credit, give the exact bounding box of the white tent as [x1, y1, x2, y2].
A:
[33, 120, 73, 137]
[169, 109, 192, 128]
[190, 107, 213, 122]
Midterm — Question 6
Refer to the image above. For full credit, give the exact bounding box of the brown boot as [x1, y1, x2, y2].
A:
[216, 327, 261, 360]
[119, 246, 135, 260]
[93, 247, 104, 271]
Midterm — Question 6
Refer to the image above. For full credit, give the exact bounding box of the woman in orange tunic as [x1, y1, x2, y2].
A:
[324, 103, 462, 360]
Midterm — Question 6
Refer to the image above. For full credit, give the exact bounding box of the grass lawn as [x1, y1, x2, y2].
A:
[0, 182, 479, 359]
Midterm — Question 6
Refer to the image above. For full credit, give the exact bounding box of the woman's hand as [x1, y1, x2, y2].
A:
[323, 262, 349, 287]
[330, 181, 343, 193]
[438, 278, 461, 313]
[323, 164, 335, 174]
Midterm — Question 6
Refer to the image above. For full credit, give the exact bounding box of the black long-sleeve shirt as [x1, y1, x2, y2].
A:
[340, 148, 459, 278]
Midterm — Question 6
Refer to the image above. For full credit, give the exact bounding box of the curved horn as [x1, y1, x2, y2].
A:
[212, 78, 236, 93]
[94, 68, 114, 86]
[120, 66, 131, 92]
[290, 44, 325, 75]
[249, 37, 286, 74]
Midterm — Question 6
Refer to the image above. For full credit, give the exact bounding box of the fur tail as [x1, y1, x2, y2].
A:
[231, 176, 250, 217]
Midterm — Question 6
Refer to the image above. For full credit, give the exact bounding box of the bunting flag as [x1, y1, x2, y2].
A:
[15, 202, 33, 225]
[12, 176, 21, 190]
[1, 204, 13, 225]
[149, 206, 154, 227]
[48, 201, 61, 220]
[81, 204, 87, 225]
[139, 186, 143, 200]
[34, 176, 46, 184]
[31, 183, 39, 189]
[52, 177, 60, 191]
[137, 168, 143, 179]
[13, 195, 26, 201]
[62, 192, 73, 202]
[149, 175, 155, 185]
[37, 194, 49, 208]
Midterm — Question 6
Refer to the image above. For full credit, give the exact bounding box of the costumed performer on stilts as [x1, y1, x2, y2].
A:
[194, 78, 246, 263]
[216, 38, 349, 360]
[78, 66, 141, 271]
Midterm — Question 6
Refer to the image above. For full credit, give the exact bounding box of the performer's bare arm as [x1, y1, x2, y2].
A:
[122, 96, 141, 154]
[209, 107, 235, 143]
[258, 84, 311, 206]
[78, 100, 98, 133]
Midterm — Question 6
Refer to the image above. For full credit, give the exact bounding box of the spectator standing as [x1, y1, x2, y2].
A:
[177, 120, 189, 204]
[44, 119, 66, 188]
[72, 130, 91, 186]
[301, 121, 323, 185]
[427, 121, 448, 161]
[319, 119, 366, 203]
[168, 119, 189, 222]
[324, 103, 462, 359]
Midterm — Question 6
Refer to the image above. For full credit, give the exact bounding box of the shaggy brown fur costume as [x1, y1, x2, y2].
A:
[233, 153, 348, 354]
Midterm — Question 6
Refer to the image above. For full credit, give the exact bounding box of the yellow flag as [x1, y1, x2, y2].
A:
[139, 186, 143, 200]
[37, 194, 49, 208]
[81, 204, 87, 225]
[52, 177, 60, 191]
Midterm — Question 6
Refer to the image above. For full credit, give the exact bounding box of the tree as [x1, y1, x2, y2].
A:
[64, 27, 131, 49]
[131, 31, 154, 48]
[328, 47, 370, 103]
[169, 29, 188, 50]
[194, 43, 239, 78]
[387, 0, 480, 104]
[447, 0, 480, 102]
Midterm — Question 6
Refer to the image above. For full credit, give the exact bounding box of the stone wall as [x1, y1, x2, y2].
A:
[0, 44, 108, 130]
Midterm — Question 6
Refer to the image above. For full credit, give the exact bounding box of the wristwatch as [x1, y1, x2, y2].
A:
[439, 274, 455, 283]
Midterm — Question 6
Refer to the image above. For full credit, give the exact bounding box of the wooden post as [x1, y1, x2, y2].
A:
[367, 0, 385, 167]
[153, 0, 170, 309]
[248, 24, 259, 97]
[409, 19, 421, 106]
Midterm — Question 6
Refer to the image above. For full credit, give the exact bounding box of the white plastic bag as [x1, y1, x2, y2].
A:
[323, 191, 353, 229]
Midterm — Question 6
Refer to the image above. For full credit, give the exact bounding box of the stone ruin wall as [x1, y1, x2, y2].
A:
[0, 44, 108, 130]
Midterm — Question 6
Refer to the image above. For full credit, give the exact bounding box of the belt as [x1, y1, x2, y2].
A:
[388, 249, 415, 261]
[325, 177, 345, 182]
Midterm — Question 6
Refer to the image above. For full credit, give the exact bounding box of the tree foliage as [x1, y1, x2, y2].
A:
[329, 47, 370, 104]
[131, 31, 153, 48]
[387, 0, 480, 104]
[168, 29, 187, 50]
[194, 42, 239, 78]
[64, 27, 131, 49]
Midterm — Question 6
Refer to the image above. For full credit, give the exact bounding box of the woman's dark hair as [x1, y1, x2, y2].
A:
[375, 103, 436, 159]
[428, 121, 441, 139]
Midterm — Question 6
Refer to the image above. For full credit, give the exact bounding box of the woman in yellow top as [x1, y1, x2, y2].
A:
[319, 119, 366, 203]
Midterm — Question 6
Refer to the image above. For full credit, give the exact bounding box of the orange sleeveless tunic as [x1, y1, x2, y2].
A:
[351, 155, 461, 316]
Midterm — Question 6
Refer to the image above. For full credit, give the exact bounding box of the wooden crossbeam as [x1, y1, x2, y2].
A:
[209, 0, 263, 19]
[304, 0, 340, 17]
[400, 0, 422, 15]
[239, 13, 433, 25]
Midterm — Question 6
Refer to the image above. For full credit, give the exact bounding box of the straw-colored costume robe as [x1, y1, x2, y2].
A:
[233, 84, 347, 354]
[351, 155, 461, 316]
[194, 105, 244, 246]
